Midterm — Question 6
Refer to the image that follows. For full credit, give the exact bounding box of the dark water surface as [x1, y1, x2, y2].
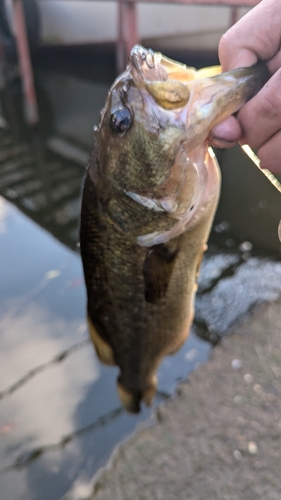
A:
[0, 47, 280, 500]
[0, 48, 212, 500]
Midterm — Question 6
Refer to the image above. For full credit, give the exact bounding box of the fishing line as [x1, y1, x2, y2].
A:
[241, 145, 281, 194]
[241, 144, 281, 243]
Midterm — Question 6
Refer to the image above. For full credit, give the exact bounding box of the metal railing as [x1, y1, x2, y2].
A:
[1, 0, 261, 125]
[117, 0, 261, 70]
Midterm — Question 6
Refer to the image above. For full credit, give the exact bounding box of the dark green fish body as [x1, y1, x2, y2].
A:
[80, 46, 267, 412]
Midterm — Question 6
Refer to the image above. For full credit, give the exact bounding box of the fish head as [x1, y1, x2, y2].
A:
[96, 48, 190, 197]
[95, 45, 267, 244]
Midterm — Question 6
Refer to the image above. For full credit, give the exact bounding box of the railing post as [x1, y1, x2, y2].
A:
[117, 0, 125, 73]
[229, 6, 239, 27]
[12, 0, 39, 126]
[125, 1, 138, 60]
[117, 0, 139, 73]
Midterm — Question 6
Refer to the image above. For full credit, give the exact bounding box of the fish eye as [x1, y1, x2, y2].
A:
[110, 107, 132, 134]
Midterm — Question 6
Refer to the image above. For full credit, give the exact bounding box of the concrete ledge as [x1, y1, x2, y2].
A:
[89, 299, 281, 499]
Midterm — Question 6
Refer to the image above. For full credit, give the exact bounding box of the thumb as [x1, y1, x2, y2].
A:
[218, 0, 281, 71]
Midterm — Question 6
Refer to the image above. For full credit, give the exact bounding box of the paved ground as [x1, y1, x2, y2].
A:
[86, 298, 281, 500]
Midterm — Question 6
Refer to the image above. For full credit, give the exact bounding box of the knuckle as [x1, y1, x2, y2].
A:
[258, 130, 281, 173]
[218, 33, 232, 67]
[262, 69, 281, 119]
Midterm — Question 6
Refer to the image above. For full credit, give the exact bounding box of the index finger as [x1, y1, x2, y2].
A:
[219, 0, 281, 71]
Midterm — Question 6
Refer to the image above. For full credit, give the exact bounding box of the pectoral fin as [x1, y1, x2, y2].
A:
[143, 242, 179, 303]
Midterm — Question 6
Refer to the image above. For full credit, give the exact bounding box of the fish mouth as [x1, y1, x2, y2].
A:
[129, 45, 268, 147]
[130, 45, 163, 79]
[130, 44, 220, 83]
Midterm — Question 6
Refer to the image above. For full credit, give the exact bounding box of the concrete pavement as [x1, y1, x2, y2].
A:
[88, 298, 281, 500]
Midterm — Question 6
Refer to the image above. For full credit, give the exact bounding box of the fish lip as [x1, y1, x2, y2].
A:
[130, 45, 166, 85]
[130, 45, 154, 74]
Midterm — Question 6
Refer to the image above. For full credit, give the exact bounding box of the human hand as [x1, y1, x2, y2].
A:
[210, 0, 281, 174]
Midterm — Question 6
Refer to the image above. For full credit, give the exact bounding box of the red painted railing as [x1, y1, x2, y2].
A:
[4, 0, 261, 125]
[12, 0, 39, 126]
[117, 0, 261, 71]
[120, 0, 259, 4]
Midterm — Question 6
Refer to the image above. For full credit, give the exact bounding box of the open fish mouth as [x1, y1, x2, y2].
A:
[131, 45, 222, 85]
[130, 44, 268, 146]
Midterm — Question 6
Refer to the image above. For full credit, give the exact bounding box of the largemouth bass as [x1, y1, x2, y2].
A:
[80, 46, 267, 413]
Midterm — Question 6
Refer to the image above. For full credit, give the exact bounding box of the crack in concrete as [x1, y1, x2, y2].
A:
[0, 389, 170, 475]
[0, 405, 125, 476]
[0, 338, 90, 401]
